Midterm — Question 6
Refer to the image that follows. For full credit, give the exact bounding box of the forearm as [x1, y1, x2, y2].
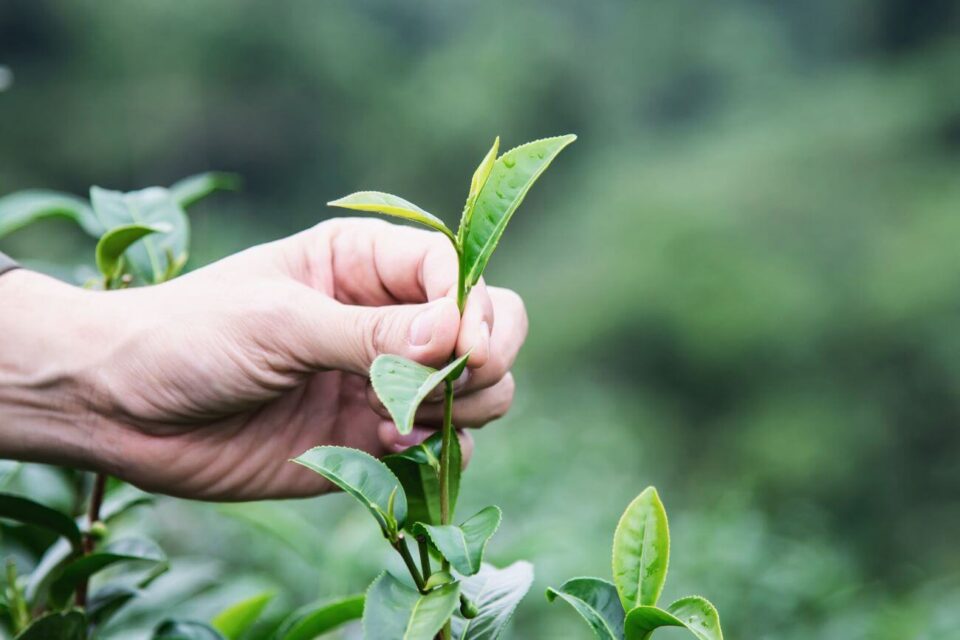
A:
[0, 270, 110, 470]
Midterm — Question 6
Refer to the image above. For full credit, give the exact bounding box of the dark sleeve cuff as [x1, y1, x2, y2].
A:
[0, 251, 20, 277]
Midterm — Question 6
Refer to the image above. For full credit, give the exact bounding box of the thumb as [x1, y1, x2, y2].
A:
[301, 295, 461, 375]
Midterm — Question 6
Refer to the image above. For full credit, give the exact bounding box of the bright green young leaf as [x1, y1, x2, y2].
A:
[362, 572, 460, 640]
[211, 591, 274, 640]
[383, 431, 461, 527]
[169, 172, 240, 209]
[87, 584, 141, 627]
[612, 487, 670, 611]
[273, 594, 364, 640]
[623, 596, 723, 640]
[370, 353, 471, 436]
[153, 619, 226, 640]
[90, 186, 189, 283]
[459, 137, 500, 243]
[462, 134, 576, 286]
[13, 610, 86, 640]
[0, 190, 101, 239]
[412, 506, 501, 576]
[0, 492, 82, 552]
[48, 537, 167, 608]
[328, 191, 456, 243]
[546, 578, 625, 640]
[95, 222, 172, 280]
[451, 561, 534, 640]
[291, 446, 407, 535]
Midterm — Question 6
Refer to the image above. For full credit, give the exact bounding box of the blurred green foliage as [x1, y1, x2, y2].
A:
[2, 0, 960, 638]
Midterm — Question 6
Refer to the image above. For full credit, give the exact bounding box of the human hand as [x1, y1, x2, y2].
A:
[0, 218, 527, 500]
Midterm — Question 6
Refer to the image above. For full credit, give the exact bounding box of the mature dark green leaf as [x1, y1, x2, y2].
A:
[384, 432, 461, 527]
[462, 134, 576, 286]
[451, 561, 534, 640]
[623, 596, 723, 640]
[328, 191, 456, 243]
[291, 446, 407, 535]
[89, 186, 189, 283]
[546, 577, 625, 640]
[87, 584, 141, 627]
[25, 539, 74, 605]
[274, 594, 364, 640]
[362, 572, 460, 640]
[169, 172, 240, 209]
[0, 492, 82, 551]
[612, 487, 669, 610]
[0, 190, 101, 239]
[153, 619, 226, 640]
[49, 537, 166, 608]
[458, 137, 500, 243]
[211, 591, 274, 640]
[13, 610, 86, 640]
[370, 353, 471, 436]
[412, 506, 501, 576]
[95, 223, 172, 280]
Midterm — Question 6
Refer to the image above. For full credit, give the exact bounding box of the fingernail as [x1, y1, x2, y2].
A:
[408, 303, 440, 346]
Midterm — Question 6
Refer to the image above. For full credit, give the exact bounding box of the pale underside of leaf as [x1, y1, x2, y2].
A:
[413, 506, 502, 576]
[328, 191, 455, 242]
[451, 561, 534, 640]
[291, 446, 408, 532]
[362, 572, 460, 640]
[462, 134, 576, 287]
[371, 353, 471, 435]
[612, 487, 670, 611]
[623, 596, 723, 640]
[546, 577, 625, 640]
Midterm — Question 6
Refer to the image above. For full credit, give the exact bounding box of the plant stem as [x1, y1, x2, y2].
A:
[76, 472, 107, 607]
[438, 257, 467, 640]
[393, 536, 425, 592]
[417, 536, 432, 582]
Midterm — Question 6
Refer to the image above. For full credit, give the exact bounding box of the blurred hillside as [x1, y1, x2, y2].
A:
[2, 1, 960, 638]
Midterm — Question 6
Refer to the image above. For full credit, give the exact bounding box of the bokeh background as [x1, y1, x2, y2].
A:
[3, 1, 960, 638]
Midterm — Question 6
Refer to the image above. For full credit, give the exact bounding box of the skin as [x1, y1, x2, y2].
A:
[0, 218, 527, 501]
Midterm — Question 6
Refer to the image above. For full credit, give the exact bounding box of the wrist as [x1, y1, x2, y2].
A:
[0, 270, 116, 472]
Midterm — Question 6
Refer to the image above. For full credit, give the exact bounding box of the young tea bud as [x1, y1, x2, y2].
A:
[460, 594, 479, 619]
[89, 520, 108, 541]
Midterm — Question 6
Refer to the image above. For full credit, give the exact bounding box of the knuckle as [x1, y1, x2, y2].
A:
[363, 309, 389, 365]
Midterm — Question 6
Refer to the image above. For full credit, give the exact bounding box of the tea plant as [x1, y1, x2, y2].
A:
[0, 174, 260, 639]
[546, 487, 723, 640]
[287, 134, 576, 639]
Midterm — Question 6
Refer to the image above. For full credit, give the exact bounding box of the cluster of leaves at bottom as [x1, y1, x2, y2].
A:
[546, 488, 723, 640]
[0, 173, 242, 640]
